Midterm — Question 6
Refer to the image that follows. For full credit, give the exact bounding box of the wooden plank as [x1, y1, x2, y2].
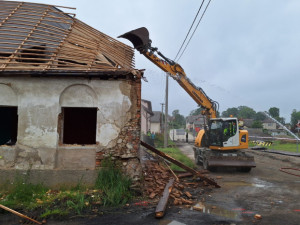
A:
[0, 204, 42, 225]
[155, 178, 175, 218]
[141, 141, 220, 188]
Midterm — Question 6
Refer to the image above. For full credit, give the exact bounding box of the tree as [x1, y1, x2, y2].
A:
[238, 106, 256, 119]
[189, 107, 202, 116]
[171, 109, 185, 129]
[251, 120, 263, 128]
[268, 107, 285, 124]
[221, 107, 238, 117]
[269, 107, 280, 118]
[254, 112, 266, 121]
[291, 109, 300, 131]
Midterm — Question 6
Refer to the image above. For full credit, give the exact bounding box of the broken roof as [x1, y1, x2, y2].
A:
[0, 1, 135, 74]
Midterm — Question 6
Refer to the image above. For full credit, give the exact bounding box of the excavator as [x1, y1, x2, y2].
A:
[119, 27, 255, 172]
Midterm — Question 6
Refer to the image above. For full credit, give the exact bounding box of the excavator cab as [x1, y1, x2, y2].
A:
[118, 27, 151, 53]
[209, 118, 239, 148]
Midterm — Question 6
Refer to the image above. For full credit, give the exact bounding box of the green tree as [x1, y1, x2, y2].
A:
[268, 107, 285, 124]
[251, 120, 263, 128]
[238, 106, 256, 119]
[269, 107, 280, 118]
[291, 109, 300, 131]
[221, 107, 238, 117]
[254, 112, 266, 121]
[190, 107, 220, 117]
[171, 110, 185, 129]
[189, 107, 202, 116]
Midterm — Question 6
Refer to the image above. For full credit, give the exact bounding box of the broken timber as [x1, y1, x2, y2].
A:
[141, 141, 220, 188]
[0, 204, 42, 225]
[155, 178, 175, 218]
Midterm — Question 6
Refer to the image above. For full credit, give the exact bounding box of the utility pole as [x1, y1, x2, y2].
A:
[160, 103, 164, 134]
[164, 73, 169, 148]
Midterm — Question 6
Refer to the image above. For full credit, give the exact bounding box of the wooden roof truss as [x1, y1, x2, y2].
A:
[0, 1, 135, 72]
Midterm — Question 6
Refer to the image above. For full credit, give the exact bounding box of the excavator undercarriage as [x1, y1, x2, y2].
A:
[194, 147, 256, 172]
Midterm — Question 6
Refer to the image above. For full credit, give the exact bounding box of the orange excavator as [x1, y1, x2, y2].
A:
[119, 27, 255, 172]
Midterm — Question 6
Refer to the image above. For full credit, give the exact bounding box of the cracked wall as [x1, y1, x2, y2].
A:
[0, 76, 142, 185]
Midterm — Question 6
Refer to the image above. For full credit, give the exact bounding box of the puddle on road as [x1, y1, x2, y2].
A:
[191, 202, 240, 220]
[159, 220, 186, 225]
[222, 178, 273, 188]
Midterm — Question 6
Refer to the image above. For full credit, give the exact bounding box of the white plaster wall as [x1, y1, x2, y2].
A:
[0, 83, 17, 106]
[0, 77, 133, 169]
[151, 123, 160, 133]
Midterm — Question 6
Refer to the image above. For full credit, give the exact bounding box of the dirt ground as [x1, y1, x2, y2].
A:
[1, 143, 299, 225]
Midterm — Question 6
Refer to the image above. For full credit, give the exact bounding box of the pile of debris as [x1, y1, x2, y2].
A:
[143, 161, 195, 206]
[140, 141, 220, 217]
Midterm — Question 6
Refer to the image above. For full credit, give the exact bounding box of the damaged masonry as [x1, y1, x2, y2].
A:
[0, 1, 143, 187]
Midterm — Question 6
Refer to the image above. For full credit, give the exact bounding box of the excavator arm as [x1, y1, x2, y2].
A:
[119, 27, 255, 171]
[119, 27, 218, 119]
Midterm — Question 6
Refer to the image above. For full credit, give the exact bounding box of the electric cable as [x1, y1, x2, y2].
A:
[177, 0, 212, 62]
[174, 0, 205, 61]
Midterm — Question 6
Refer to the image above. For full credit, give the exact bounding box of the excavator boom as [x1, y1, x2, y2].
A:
[119, 27, 255, 172]
[119, 27, 218, 119]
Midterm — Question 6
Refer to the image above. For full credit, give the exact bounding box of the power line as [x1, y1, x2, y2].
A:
[177, 0, 212, 62]
[174, 0, 205, 61]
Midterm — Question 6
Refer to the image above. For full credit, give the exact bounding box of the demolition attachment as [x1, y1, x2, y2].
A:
[118, 27, 151, 53]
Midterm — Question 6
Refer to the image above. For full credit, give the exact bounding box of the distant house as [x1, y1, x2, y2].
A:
[262, 119, 277, 130]
[186, 115, 206, 132]
[150, 111, 162, 133]
[141, 99, 154, 134]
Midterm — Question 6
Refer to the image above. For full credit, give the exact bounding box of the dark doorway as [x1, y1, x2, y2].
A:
[63, 107, 97, 145]
[0, 106, 18, 145]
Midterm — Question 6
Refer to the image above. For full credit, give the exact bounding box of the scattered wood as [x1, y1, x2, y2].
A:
[141, 141, 220, 188]
[184, 191, 192, 199]
[177, 172, 193, 178]
[0, 204, 42, 225]
[155, 178, 175, 218]
[193, 205, 204, 212]
[254, 214, 262, 219]
[163, 160, 179, 182]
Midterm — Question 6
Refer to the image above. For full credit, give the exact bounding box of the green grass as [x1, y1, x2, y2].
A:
[0, 157, 134, 218]
[250, 140, 300, 153]
[267, 140, 300, 153]
[154, 133, 175, 148]
[40, 208, 69, 218]
[158, 147, 196, 171]
[95, 157, 132, 206]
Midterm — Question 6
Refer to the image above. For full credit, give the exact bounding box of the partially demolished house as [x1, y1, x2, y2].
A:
[0, 1, 142, 186]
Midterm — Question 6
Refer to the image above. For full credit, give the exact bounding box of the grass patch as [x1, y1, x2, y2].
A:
[95, 157, 132, 206]
[250, 140, 300, 153]
[154, 133, 175, 148]
[0, 157, 134, 218]
[158, 147, 196, 171]
[0, 172, 47, 209]
[267, 140, 300, 153]
[41, 208, 69, 218]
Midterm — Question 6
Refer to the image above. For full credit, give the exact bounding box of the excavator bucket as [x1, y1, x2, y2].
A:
[118, 27, 150, 52]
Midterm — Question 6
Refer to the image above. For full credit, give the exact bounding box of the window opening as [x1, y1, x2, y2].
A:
[62, 107, 97, 145]
[0, 106, 18, 146]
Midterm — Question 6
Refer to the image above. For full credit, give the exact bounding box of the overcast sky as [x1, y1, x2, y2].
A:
[6, 0, 300, 122]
